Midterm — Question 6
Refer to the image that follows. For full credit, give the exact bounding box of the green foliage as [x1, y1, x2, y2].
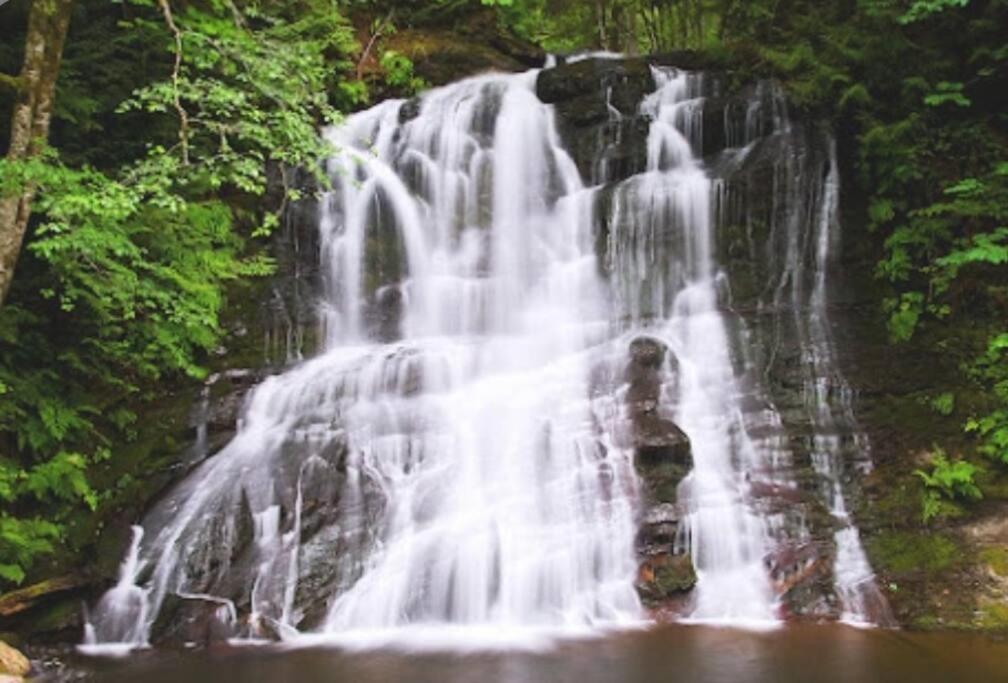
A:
[379, 50, 427, 94]
[118, 0, 351, 214]
[966, 333, 1008, 464]
[929, 392, 956, 416]
[0, 0, 356, 587]
[498, 0, 721, 53]
[924, 81, 971, 108]
[883, 292, 924, 342]
[915, 450, 982, 522]
[899, 0, 972, 24]
[0, 517, 61, 585]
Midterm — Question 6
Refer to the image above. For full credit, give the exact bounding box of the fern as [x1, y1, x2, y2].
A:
[914, 450, 982, 522]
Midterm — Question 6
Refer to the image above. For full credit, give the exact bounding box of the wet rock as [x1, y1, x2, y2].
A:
[399, 98, 422, 124]
[636, 554, 697, 605]
[628, 335, 666, 369]
[625, 336, 676, 418]
[371, 286, 404, 343]
[246, 614, 289, 642]
[201, 371, 261, 432]
[151, 594, 237, 647]
[537, 58, 656, 184]
[0, 641, 29, 678]
[748, 480, 805, 508]
[637, 502, 682, 556]
[298, 447, 347, 544]
[633, 414, 691, 464]
[620, 336, 692, 503]
[766, 543, 837, 619]
[537, 58, 654, 112]
[231, 489, 255, 565]
[189, 370, 265, 464]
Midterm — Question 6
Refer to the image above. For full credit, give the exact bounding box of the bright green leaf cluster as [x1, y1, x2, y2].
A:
[914, 449, 982, 523]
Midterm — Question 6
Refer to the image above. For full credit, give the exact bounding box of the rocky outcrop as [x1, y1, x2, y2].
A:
[537, 58, 655, 185]
[624, 337, 691, 502]
[620, 336, 697, 607]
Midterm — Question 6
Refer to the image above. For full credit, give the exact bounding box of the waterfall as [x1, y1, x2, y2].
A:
[81, 526, 147, 654]
[83, 60, 889, 652]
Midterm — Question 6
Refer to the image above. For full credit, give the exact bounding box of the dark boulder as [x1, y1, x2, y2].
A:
[633, 414, 691, 464]
[537, 58, 654, 113]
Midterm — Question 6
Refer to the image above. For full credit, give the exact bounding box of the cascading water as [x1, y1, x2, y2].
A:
[84, 59, 890, 652]
[604, 69, 777, 624]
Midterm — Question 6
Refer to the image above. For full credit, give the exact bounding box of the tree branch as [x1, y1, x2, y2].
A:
[356, 11, 395, 82]
[157, 0, 190, 166]
[0, 73, 23, 94]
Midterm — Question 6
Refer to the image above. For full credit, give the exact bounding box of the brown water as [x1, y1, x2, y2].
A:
[62, 625, 1008, 682]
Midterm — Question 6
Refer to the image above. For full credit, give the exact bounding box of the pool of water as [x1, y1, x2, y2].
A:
[62, 625, 1008, 682]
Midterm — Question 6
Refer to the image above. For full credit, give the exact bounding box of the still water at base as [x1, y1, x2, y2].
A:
[77, 625, 1008, 683]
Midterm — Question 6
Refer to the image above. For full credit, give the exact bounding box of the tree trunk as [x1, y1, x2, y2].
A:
[0, 0, 75, 307]
[595, 0, 609, 50]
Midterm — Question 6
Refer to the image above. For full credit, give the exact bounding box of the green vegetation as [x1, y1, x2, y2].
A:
[915, 449, 982, 523]
[979, 546, 1008, 576]
[0, 0, 361, 588]
[867, 530, 962, 575]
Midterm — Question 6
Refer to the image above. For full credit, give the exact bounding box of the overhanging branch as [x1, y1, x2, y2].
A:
[0, 73, 23, 93]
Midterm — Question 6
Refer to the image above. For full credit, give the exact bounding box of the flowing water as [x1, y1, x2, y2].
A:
[83, 60, 891, 652]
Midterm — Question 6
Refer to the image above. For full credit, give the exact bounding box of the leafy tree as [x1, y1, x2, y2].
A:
[0, 0, 75, 306]
[0, 0, 357, 587]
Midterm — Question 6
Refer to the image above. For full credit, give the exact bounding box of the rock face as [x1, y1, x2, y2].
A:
[150, 595, 237, 647]
[537, 58, 655, 186]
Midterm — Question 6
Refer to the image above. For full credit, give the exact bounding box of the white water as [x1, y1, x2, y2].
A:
[801, 146, 893, 627]
[84, 62, 890, 651]
[80, 526, 148, 655]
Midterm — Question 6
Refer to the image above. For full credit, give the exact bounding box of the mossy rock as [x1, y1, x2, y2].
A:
[866, 530, 961, 575]
[639, 461, 691, 504]
[637, 554, 697, 606]
[654, 557, 697, 594]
